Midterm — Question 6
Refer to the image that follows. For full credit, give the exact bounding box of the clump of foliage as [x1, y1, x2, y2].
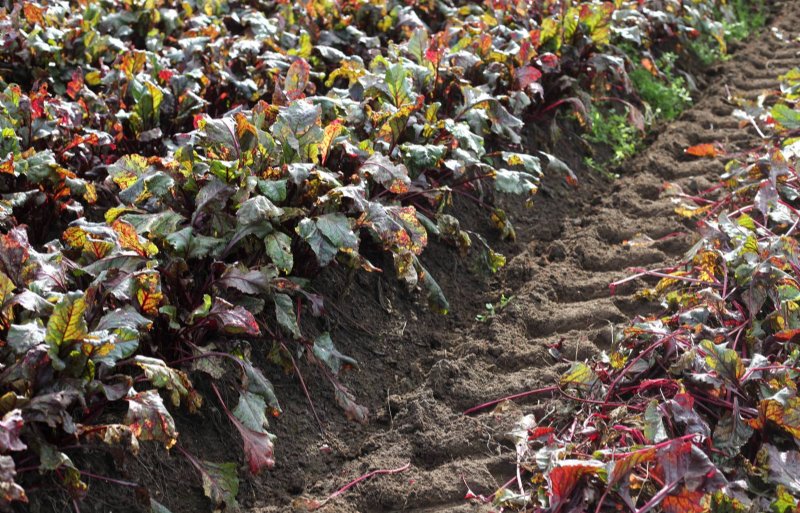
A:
[476, 293, 515, 323]
[584, 106, 640, 173]
[690, 0, 767, 64]
[724, 0, 767, 40]
[474, 69, 800, 512]
[630, 53, 693, 121]
[0, 0, 746, 510]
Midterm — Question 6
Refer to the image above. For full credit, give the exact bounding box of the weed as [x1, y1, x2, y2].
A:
[630, 53, 693, 121]
[475, 294, 515, 323]
[725, 0, 767, 40]
[583, 106, 639, 172]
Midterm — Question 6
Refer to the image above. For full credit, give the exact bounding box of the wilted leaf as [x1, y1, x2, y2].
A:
[0, 410, 26, 452]
[547, 460, 603, 510]
[285, 58, 310, 98]
[0, 455, 26, 504]
[125, 390, 178, 449]
[313, 332, 357, 375]
[644, 400, 668, 443]
[699, 339, 744, 385]
[134, 271, 164, 315]
[661, 487, 707, 513]
[559, 362, 602, 396]
[334, 387, 369, 424]
[134, 356, 201, 410]
[685, 143, 724, 158]
[360, 153, 411, 194]
[208, 298, 260, 336]
[112, 219, 158, 257]
[197, 460, 239, 511]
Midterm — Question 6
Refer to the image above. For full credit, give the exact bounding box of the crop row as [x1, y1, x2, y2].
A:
[494, 53, 800, 513]
[0, 0, 754, 510]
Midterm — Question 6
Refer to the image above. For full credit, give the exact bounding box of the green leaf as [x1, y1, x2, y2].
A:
[360, 153, 411, 193]
[494, 168, 540, 196]
[700, 339, 744, 384]
[16, 150, 57, 184]
[400, 143, 446, 171]
[385, 63, 413, 108]
[264, 232, 293, 273]
[271, 101, 324, 163]
[233, 390, 269, 433]
[197, 460, 239, 511]
[37, 442, 86, 498]
[95, 306, 153, 332]
[407, 29, 428, 64]
[236, 196, 283, 227]
[122, 211, 184, 237]
[45, 292, 88, 371]
[501, 152, 542, 174]
[772, 104, 800, 130]
[7, 320, 45, 354]
[241, 359, 281, 414]
[644, 400, 668, 443]
[713, 401, 753, 457]
[313, 332, 358, 376]
[82, 253, 147, 277]
[166, 227, 223, 259]
[208, 298, 260, 336]
[444, 120, 485, 158]
[217, 265, 274, 295]
[201, 117, 238, 150]
[273, 293, 301, 338]
[257, 179, 288, 203]
[296, 213, 358, 266]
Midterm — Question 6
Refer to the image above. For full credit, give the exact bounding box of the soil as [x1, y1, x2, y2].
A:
[42, 2, 800, 512]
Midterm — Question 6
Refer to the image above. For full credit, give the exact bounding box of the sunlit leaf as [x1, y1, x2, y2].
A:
[134, 356, 202, 410]
[685, 143, 724, 158]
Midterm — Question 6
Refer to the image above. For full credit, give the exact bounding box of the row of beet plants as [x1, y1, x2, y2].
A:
[0, 0, 745, 509]
[489, 69, 800, 510]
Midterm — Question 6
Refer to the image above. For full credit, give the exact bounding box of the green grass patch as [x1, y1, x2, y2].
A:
[630, 53, 692, 121]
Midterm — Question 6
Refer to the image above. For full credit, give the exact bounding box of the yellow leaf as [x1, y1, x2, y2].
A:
[112, 220, 158, 257]
[134, 272, 163, 315]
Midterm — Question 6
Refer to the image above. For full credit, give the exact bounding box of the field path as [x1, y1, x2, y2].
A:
[241, 3, 800, 512]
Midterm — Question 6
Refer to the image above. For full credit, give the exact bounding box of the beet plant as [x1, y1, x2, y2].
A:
[0, 0, 747, 509]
